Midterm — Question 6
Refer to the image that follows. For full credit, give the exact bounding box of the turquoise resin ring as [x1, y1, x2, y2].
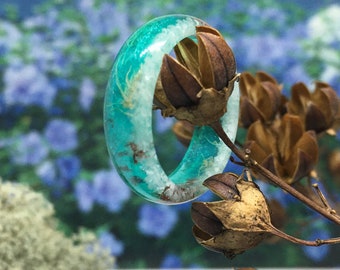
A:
[104, 15, 239, 204]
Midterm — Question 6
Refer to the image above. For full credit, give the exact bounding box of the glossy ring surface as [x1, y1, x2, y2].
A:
[104, 15, 239, 204]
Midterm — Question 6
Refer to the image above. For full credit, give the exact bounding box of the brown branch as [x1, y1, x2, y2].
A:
[210, 121, 340, 225]
[265, 223, 340, 246]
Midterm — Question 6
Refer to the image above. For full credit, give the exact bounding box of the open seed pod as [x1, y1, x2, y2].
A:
[191, 173, 272, 258]
[245, 114, 319, 184]
[154, 25, 238, 126]
[287, 81, 339, 134]
[239, 71, 284, 128]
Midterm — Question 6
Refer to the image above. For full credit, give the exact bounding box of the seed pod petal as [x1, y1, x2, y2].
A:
[191, 202, 224, 236]
[246, 120, 276, 155]
[259, 81, 282, 121]
[305, 103, 329, 132]
[256, 71, 278, 84]
[315, 82, 339, 117]
[161, 54, 203, 108]
[197, 31, 236, 90]
[290, 130, 318, 183]
[278, 114, 304, 160]
[240, 96, 264, 127]
[196, 25, 224, 38]
[288, 82, 311, 116]
[203, 173, 240, 200]
[174, 37, 200, 79]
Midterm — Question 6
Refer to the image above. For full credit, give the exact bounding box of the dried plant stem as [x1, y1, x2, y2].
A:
[266, 223, 340, 246]
[210, 121, 340, 225]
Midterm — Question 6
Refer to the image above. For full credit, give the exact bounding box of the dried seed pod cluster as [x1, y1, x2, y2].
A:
[154, 25, 238, 126]
[240, 72, 340, 184]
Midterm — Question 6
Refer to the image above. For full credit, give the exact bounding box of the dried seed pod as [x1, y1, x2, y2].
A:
[154, 25, 238, 126]
[191, 173, 272, 258]
[287, 82, 339, 133]
[239, 71, 284, 127]
[245, 115, 319, 184]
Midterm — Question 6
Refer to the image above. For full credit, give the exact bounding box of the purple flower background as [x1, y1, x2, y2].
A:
[1, 0, 340, 268]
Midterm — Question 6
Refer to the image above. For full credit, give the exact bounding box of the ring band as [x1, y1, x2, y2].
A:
[104, 15, 239, 204]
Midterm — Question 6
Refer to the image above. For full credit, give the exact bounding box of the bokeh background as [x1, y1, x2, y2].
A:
[1, 0, 340, 268]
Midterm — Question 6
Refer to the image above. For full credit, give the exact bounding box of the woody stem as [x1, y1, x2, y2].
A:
[210, 121, 340, 225]
[266, 223, 340, 246]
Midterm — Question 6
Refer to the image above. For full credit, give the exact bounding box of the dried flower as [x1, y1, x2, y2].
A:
[154, 25, 238, 126]
[245, 114, 318, 184]
[287, 81, 339, 134]
[191, 173, 271, 258]
[239, 71, 284, 128]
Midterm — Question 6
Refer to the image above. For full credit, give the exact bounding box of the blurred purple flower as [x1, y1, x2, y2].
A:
[75, 179, 94, 213]
[79, 77, 96, 111]
[81, 2, 130, 40]
[23, 9, 58, 30]
[44, 119, 78, 152]
[3, 63, 57, 108]
[78, 0, 94, 11]
[154, 110, 175, 133]
[282, 64, 312, 93]
[160, 254, 182, 269]
[246, 4, 287, 32]
[234, 34, 291, 69]
[36, 160, 57, 186]
[301, 228, 330, 262]
[0, 20, 21, 55]
[79, 1, 130, 56]
[56, 155, 81, 180]
[137, 204, 178, 238]
[23, 11, 78, 75]
[98, 231, 124, 256]
[232, 31, 307, 85]
[37, 158, 73, 195]
[11, 131, 48, 165]
[93, 170, 131, 212]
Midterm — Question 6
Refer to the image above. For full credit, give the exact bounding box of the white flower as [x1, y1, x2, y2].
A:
[307, 4, 340, 44]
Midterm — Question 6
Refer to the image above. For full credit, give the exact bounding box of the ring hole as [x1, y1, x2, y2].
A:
[152, 110, 187, 174]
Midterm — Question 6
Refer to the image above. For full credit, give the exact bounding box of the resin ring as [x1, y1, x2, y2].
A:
[104, 15, 239, 204]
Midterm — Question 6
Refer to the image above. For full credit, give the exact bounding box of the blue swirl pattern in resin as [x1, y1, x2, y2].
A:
[104, 15, 239, 204]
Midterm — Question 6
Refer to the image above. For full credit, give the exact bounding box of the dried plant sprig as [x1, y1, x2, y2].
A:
[210, 121, 340, 225]
[153, 23, 340, 259]
[192, 173, 340, 258]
